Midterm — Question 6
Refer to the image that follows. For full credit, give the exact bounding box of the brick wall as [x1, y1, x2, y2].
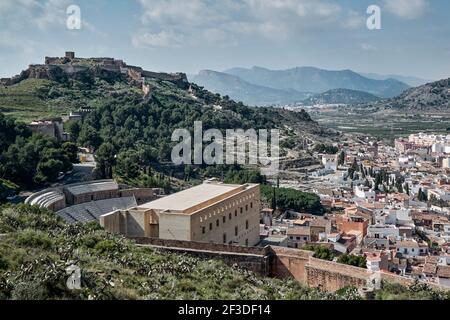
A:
[130, 238, 450, 293]
[305, 258, 372, 292]
[269, 247, 313, 283]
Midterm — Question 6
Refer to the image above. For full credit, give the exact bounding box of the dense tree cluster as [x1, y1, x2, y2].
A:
[303, 245, 335, 261]
[313, 143, 338, 154]
[337, 254, 367, 268]
[261, 185, 323, 215]
[0, 113, 77, 188]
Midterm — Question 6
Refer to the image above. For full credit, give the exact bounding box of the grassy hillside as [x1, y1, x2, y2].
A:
[0, 204, 355, 300]
[0, 76, 144, 122]
[0, 205, 449, 300]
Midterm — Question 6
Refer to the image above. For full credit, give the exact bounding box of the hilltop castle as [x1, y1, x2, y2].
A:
[1, 52, 189, 93]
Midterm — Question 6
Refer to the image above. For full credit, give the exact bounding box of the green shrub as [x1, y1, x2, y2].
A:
[303, 245, 335, 261]
[337, 254, 367, 268]
[16, 229, 52, 249]
[11, 280, 48, 300]
[0, 254, 9, 270]
[94, 240, 116, 254]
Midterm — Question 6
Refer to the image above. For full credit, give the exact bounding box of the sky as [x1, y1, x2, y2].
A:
[0, 0, 449, 80]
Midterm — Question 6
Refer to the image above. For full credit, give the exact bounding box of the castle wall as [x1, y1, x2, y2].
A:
[133, 237, 271, 276]
[269, 246, 313, 283]
[305, 258, 373, 292]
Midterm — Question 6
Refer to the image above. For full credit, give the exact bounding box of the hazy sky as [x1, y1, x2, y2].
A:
[1, 0, 449, 80]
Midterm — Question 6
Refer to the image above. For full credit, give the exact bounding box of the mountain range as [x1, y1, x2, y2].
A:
[359, 72, 431, 87]
[190, 70, 311, 106]
[302, 89, 381, 105]
[191, 66, 411, 106]
[365, 78, 450, 111]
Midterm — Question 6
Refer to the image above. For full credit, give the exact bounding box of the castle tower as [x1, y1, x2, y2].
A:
[65, 51, 75, 60]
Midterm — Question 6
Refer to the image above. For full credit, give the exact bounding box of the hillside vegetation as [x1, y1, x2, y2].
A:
[302, 89, 381, 105]
[1, 204, 449, 300]
[365, 78, 450, 111]
[0, 204, 353, 300]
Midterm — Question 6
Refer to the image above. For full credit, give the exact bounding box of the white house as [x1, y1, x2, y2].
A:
[322, 155, 338, 171]
[395, 239, 428, 258]
[367, 224, 400, 239]
[354, 185, 376, 202]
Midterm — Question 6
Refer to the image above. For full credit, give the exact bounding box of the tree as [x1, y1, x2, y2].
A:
[338, 151, 345, 166]
[62, 142, 79, 164]
[35, 159, 64, 183]
[78, 125, 102, 151]
[374, 172, 382, 191]
[418, 188, 427, 202]
[41, 148, 72, 173]
[95, 143, 116, 179]
[114, 151, 140, 180]
[337, 254, 367, 268]
[261, 185, 323, 215]
[303, 245, 335, 261]
[65, 121, 81, 142]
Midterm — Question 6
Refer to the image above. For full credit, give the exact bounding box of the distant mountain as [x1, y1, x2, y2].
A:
[359, 72, 432, 87]
[302, 88, 382, 105]
[366, 78, 450, 111]
[225, 66, 410, 98]
[190, 70, 311, 106]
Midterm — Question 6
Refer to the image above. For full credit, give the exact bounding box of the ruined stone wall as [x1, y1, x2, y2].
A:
[133, 237, 271, 276]
[132, 237, 269, 256]
[127, 238, 450, 292]
[269, 246, 313, 284]
[305, 258, 372, 292]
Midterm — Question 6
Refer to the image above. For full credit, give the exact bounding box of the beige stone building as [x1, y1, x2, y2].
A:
[101, 181, 261, 246]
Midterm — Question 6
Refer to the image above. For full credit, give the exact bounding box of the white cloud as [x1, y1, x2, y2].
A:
[341, 10, 365, 29]
[132, 31, 184, 48]
[135, 0, 365, 48]
[0, 0, 70, 30]
[360, 43, 378, 51]
[384, 0, 428, 20]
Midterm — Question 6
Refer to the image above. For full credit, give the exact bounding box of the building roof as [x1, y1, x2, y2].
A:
[67, 181, 118, 196]
[395, 240, 419, 248]
[139, 182, 256, 214]
[287, 227, 310, 237]
[437, 265, 450, 279]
